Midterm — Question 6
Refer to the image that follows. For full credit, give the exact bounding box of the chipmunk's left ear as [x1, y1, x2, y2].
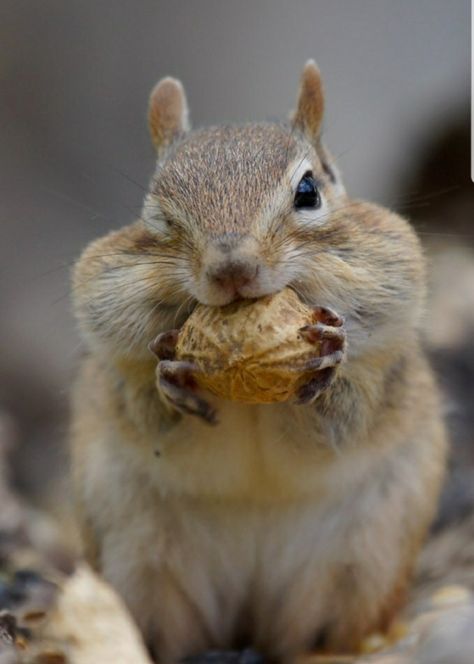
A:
[148, 76, 190, 155]
[292, 60, 324, 143]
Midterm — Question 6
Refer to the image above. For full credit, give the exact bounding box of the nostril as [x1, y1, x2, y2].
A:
[207, 261, 259, 292]
[235, 264, 258, 289]
[210, 271, 233, 290]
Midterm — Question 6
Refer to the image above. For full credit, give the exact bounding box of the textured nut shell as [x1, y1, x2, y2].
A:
[176, 288, 321, 404]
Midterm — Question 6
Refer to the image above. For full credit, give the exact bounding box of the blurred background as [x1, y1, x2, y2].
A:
[0, 0, 471, 517]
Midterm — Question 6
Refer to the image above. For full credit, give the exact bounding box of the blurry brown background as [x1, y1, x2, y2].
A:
[0, 1, 471, 510]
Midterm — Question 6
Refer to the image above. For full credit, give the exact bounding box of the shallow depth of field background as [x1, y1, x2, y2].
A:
[0, 1, 471, 511]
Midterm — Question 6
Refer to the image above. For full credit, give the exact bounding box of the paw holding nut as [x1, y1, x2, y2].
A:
[150, 288, 346, 419]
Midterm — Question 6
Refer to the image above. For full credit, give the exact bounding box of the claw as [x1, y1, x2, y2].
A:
[298, 319, 347, 368]
[299, 323, 345, 344]
[293, 304, 347, 405]
[295, 368, 335, 405]
[311, 305, 344, 327]
[149, 329, 179, 360]
[157, 360, 217, 425]
[288, 349, 345, 373]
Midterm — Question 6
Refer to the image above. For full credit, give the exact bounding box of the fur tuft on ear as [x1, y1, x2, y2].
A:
[148, 77, 189, 155]
[292, 60, 324, 143]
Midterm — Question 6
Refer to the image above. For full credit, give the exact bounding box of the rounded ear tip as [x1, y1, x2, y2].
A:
[302, 59, 321, 77]
[150, 76, 185, 101]
[293, 59, 324, 141]
[148, 75, 190, 153]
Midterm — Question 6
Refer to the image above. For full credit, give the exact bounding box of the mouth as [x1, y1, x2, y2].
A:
[196, 287, 277, 307]
[192, 270, 307, 308]
[195, 276, 291, 307]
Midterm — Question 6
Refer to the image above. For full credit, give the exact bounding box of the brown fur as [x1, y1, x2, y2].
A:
[155, 123, 297, 234]
[293, 60, 325, 141]
[149, 77, 189, 154]
[70, 63, 447, 662]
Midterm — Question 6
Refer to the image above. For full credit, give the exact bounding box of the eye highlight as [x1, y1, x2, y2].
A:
[294, 172, 321, 209]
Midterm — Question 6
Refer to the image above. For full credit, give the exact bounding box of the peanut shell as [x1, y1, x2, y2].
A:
[176, 288, 322, 404]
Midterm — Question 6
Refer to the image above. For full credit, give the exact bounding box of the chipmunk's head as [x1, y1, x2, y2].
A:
[75, 64, 424, 359]
[142, 61, 346, 307]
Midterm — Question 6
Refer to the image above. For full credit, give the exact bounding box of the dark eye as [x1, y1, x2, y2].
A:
[294, 173, 321, 209]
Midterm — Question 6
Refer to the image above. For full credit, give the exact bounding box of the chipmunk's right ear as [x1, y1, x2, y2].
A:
[148, 77, 189, 155]
[292, 60, 324, 144]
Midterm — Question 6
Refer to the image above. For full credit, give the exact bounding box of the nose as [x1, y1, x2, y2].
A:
[206, 260, 259, 294]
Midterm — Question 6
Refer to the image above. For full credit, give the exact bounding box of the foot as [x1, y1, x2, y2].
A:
[295, 305, 347, 405]
[149, 331, 217, 424]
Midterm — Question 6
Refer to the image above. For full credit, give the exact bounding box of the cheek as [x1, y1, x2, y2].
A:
[188, 252, 203, 280]
[137, 257, 193, 305]
[248, 242, 301, 293]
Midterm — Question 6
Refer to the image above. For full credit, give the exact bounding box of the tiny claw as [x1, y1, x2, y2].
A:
[299, 323, 345, 345]
[295, 368, 334, 405]
[311, 305, 344, 327]
[149, 329, 179, 360]
[157, 359, 218, 425]
[160, 359, 201, 388]
[161, 379, 218, 424]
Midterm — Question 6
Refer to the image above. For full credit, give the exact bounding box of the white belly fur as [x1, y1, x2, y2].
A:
[82, 400, 434, 660]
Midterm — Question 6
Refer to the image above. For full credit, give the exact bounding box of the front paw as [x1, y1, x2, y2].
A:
[295, 305, 347, 405]
[149, 331, 218, 425]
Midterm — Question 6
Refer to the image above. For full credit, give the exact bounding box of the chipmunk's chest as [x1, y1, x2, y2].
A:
[149, 401, 337, 501]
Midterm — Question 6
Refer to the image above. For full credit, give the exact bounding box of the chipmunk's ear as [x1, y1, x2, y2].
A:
[292, 60, 324, 143]
[148, 77, 189, 155]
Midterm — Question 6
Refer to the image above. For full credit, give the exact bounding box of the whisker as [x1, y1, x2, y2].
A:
[41, 186, 113, 225]
[106, 166, 150, 194]
[172, 294, 195, 328]
[390, 184, 460, 207]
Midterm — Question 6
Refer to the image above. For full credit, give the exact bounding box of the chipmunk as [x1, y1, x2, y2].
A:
[70, 61, 447, 663]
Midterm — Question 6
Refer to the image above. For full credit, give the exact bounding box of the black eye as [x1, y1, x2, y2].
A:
[294, 173, 321, 209]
